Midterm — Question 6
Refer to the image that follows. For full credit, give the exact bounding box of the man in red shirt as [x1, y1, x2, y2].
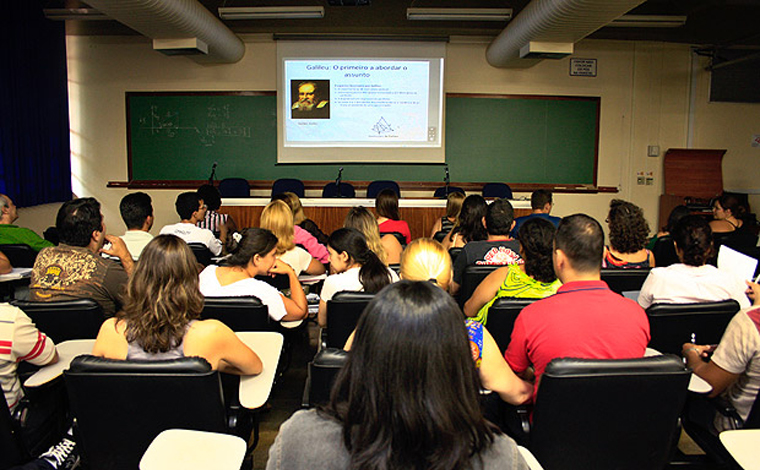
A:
[505, 214, 650, 398]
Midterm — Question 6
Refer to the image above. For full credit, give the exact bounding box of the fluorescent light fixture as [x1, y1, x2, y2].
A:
[609, 15, 687, 28]
[406, 8, 512, 22]
[218, 6, 325, 20]
[43, 8, 110, 20]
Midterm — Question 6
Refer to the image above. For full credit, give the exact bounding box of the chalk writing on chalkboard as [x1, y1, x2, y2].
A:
[137, 104, 252, 147]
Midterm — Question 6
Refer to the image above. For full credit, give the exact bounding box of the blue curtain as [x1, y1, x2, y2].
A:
[0, 2, 72, 207]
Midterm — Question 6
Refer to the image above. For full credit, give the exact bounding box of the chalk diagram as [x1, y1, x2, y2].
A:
[138, 104, 252, 146]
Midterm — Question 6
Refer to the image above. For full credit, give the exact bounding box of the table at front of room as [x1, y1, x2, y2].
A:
[219, 198, 533, 238]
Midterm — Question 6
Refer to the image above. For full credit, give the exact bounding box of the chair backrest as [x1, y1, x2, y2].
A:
[366, 180, 400, 198]
[379, 231, 406, 247]
[0, 244, 37, 268]
[652, 236, 679, 268]
[482, 182, 513, 199]
[646, 300, 740, 355]
[530, 355, 690, 470]
[433, 186, 464, 198]
[65, 355, 229, 470]
[11, 299, 104, 342]
[218, 178, 250, 198]
[458, 264, 501, 307]
[201, 296, 271, 332]
[325, 291, 375, 348]
[600, 268, 651, 295]
[188, 243, 213, 267]
[322, 182, 355, 198]
[271, 178, 305, 198]
[448, 247, 463, 265]
[0, 391, 28, 469]
[433, 230, 448, 243]
[304, 347, 348, 407]
[487, 297, 539, 353]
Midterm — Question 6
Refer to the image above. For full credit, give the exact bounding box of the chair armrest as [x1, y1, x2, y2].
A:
[301, 372, 312, 409]
[709, 396, 744, 429]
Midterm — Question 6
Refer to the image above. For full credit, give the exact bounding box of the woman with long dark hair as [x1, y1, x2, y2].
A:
[603, 199, 654, 269]
[465, 217, 561, 324]
[375, 189, 411, 244]
[638, 215, 749, 309]
[442, 194, 488, 249]
[93, 235, 262, 374]
[317, 228, 397, 327]
[268, 281, 529, 470]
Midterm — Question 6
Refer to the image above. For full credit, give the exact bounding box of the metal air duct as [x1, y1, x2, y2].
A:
[83, 0, 244, 64]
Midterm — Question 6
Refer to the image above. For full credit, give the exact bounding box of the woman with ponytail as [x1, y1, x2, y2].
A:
[198, 228, 308, 322]
[317, 228, 398, 327]
[464, 218, 561, 325]
[638, 215, 750, 309]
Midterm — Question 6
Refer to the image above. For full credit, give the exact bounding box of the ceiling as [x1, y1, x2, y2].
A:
[48, 0, 760, 51]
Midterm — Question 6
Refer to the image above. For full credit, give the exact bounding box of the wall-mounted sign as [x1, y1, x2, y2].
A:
[570, 58, 597, 77]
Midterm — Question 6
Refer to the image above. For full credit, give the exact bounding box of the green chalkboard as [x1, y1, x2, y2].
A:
[127, 92, 599, 185]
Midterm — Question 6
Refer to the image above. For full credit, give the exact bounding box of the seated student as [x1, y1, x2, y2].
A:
[344, 206, 402, 265]
[260, 200, 325, 277]
[602, 199, 655, 269]
[510, 189, 561, 237]
[272, 192, 329, 249]
[93, 235, 262, 374]
[451, 198, 523, 295]
[267, 281, 530, 470]
[375, 189, 411, 244]
[160, 192, 222, 256]
[197, 184, 237, 245]
[429, 191, 465, 239]
[198, 229, 308, 322]
[317, 228, 398, 328]
[465, 218, 561, 325]
[0, 194, 54, 252]
[710, 193, 757, 254]
[638, 215, 750, 309]
[119, 192, 154, 260]
[442, 194, 488, 250]
[681, 280, 760, 432]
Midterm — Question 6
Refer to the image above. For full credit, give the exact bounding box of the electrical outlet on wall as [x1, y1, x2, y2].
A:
[645, 171, 654, 185]
[636, 171, 645, 185]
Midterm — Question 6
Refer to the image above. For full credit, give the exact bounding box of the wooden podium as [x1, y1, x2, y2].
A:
[658, 148, 726, 229]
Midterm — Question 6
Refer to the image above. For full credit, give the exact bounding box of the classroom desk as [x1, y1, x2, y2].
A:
[720, 429, 760, 470]
[140, 429, 247, 470]
[219, 198, 532, 238]
[24, 332, 283, 410]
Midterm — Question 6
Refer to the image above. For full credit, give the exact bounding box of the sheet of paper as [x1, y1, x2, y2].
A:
[717, 245, 758, 281]
[0, 267, 32, 281]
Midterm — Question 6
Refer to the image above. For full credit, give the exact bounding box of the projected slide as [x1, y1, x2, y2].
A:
[284, 59, 438, 147]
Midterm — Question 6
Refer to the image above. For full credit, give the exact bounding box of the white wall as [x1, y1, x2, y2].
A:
[60, 34, 760, 238]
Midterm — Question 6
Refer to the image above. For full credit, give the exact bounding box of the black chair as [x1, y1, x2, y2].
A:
[433, 230, 448, 243]
[458, 264, 501, 307]
[379, 231, 406, 247]
[433, 186, 464, 198]
[646, 300, 740, 355]
[366, 180, 399, 198]
[527, 356, 690, 470]
[652, 235, 679, 267]
[322, 182, 355, 198]
[11, 299, 104, 343]
[325, 291, 374, 349]
[218, 178, 250, 198]
[486, 297, 538, 353]
[65, 355, 248, 470]
[0, 244, 37, 268]
[201, 296, 271, 332]
[271, 178, 305, 198]
[482, 182, 512, 199]
[448, 247, 463, 265]
[188, 243, 213, 267]
[0, 392, 29, 469]
[302, 347, 348, 408]
[600, 268, 650, 295]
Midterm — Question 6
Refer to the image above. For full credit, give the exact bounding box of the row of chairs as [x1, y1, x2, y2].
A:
[219, 178, 514, 199]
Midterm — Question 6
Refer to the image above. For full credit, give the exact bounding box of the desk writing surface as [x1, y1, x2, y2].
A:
[237, 331, 283, 409]
[127, 93, 600, 186]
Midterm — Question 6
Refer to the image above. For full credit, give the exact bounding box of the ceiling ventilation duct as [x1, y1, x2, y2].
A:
[82, 0, 244, 64]
[486, 0, 647, 68]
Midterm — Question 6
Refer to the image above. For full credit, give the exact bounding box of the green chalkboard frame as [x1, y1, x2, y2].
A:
[124, 91, 600, 189]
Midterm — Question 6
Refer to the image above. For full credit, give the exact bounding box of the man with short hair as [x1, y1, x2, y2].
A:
[119, 192, 154, 260]
[505, 214, 650, 395]
[451, 198, 523, 294]
[0, 194, 54, 252]
[511, 189, 561, 237]
[30, 198, 133, 317]
[160, 192, 222, 256]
